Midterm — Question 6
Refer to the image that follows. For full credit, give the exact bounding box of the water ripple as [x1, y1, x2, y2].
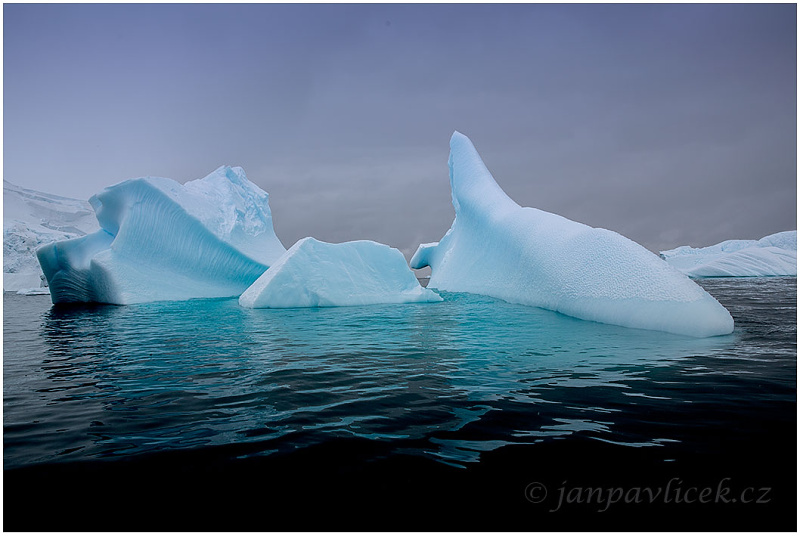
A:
[3, 277, 796, 469]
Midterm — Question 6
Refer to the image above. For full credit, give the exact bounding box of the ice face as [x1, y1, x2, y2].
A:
[240, 237, 442, 308]
[411, 132, 734, 338]
[660, 231, 797, 277]
[37, 166, 286, 304]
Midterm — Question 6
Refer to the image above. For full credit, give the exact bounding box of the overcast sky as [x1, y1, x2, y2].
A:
[4, 3, 796, 256]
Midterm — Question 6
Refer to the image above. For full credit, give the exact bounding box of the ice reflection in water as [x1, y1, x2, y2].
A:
[5, 278, 790, 470]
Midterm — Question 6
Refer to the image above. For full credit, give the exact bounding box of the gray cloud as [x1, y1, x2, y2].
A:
[4, 3, 796, 256]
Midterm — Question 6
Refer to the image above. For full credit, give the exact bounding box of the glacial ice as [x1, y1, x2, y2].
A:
[410, 132, 734, 337]
[240, 237, 442, 308]
[660, 231, 797, 277]
[37, 166, 286, 304]
[4, 180, 99, 292]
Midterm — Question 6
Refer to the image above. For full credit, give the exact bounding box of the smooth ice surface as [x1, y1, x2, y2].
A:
[38, 166, 286, 304]
[411, 132, 734, 337]
[660, 231, 797, 277]
[240, 237, 442, 308]
[4, 180, 99, 292]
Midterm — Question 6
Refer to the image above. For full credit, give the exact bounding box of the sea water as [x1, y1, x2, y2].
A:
[3, 277, 796, 530]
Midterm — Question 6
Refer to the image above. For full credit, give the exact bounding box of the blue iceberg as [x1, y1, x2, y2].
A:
[240, 237, 442, 308]
[411, 132, 734, 337]
[38, 166, 286, 304]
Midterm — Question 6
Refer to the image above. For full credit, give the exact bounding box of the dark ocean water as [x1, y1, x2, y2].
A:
[3, 278, 796, 531]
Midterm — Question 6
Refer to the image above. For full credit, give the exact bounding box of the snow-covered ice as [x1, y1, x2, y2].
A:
[410, 131, 734, 337]
[240, 237, 442, 308]
[660, 231, 797, 277]
[4, 180, 99, 292]
[16, 287, 51, 296]
[37, 166, 286, 304]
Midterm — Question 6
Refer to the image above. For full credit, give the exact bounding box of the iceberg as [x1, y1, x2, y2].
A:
[410, 132, 734, 338]
[240, 237, 442, 308]
[660, 231, 797, 278]
[37, 166, 286, 304]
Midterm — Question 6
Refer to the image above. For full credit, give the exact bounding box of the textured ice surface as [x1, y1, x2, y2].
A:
[240, 237, 442, 308]
[38, 166, 286, 304]
[4, 180, 99, 292]
[411, 132, 733, 337]
[660, 231, 797, 277]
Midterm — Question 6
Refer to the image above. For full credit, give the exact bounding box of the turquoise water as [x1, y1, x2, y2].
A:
[3, 278, 796, 530]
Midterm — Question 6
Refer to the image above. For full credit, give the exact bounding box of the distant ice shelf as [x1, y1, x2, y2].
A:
[660, 231, 797, 278]
[240, 237, 442, 308]
[4, 180, 99, 292]
[16, 287, 51, 296]
[410, 131, 734, 338]
[37, 166, 286, 304]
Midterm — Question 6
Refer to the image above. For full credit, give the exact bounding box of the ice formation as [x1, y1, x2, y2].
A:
[37, 166, 286, 304]
[4, 180, 99, 292]
[660, 231, 797, 277]
[410, 132, 734, 337]
[240, 237, 442, 308]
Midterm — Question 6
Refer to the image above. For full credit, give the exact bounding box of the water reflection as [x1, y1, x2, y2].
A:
[4, 287, 748, 469]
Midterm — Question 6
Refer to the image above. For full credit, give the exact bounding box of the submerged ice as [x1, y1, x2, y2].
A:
[660, 231, 797, 278]
[38, 166, 286, 304]
[240, 237, 442, 308]
[411, 132, 734, 337]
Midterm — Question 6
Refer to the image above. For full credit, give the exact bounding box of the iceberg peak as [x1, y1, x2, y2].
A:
[413, 132, 734, 337]
[449, 131, 517, 217]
